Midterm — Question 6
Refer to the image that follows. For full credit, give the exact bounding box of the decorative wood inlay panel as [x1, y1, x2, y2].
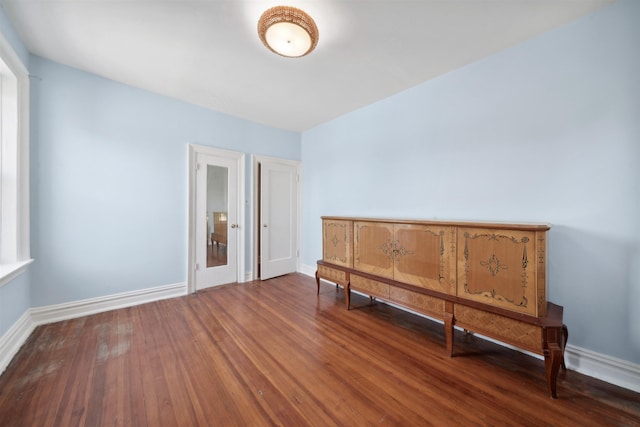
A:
[389, 287, 444, 318]
[354, 222, 395, 279]
[536, 232, 547, 313]
[457, 228, 545, 316]
[394, 225, 456, 295]
[323, 220, 353, 267]
[351, 275, 390, 299]
[317, 265, 348, 285]
[454, 305, 542, 353]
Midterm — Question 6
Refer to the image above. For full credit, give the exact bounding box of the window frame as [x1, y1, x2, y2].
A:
[0, 30, 31, 288]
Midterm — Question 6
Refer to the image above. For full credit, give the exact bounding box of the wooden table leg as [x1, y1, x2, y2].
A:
[315, 270, 320, 295]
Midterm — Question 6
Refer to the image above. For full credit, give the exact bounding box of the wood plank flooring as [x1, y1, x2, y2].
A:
[0, 273, 638, 426]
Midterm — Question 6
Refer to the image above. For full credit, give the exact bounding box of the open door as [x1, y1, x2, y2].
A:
[258, 158, 300, 280]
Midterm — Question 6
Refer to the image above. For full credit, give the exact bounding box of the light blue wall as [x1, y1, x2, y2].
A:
[29, 55, 300, 307]
[0, 7, 31, 338]
[0, 271, 31, 337]
[302, 0, 640, 364]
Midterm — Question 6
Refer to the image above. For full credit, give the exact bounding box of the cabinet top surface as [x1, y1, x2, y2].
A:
[321, 216, 550, 231]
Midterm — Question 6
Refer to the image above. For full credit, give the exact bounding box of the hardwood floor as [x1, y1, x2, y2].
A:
[0, 273, 638, 426]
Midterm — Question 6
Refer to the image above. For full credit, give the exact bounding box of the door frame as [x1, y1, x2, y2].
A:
[251, 155, 302, 280]
[188, 144, 245, 293]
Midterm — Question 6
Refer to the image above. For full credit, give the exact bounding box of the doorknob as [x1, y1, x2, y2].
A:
[263, 224, 268, 228]
[231, 224, 238, 229]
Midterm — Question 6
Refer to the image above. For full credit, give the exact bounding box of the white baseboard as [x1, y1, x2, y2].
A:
[0, 282, 187, 376]
[30, 282, 187, 326]
[303, 264, 640, 393]
[565, 344, 640, 393]
[0, 310, 36, 375]
[298, 263, 317, 278]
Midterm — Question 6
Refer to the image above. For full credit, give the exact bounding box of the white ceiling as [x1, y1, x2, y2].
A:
[1, 0, 613, 132]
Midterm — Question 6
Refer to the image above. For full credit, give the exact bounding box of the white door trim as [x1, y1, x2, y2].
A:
[251, 155, 301, 280]
[188, 144, 245, 293]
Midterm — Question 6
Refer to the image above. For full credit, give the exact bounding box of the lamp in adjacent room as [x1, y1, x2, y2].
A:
[257, 6, 319, 58]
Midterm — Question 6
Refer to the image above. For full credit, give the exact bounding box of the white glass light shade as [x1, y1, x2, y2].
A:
[265, 22, 312, 57]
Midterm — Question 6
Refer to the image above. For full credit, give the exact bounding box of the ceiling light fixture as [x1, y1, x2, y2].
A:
[257, 6, 319, 58]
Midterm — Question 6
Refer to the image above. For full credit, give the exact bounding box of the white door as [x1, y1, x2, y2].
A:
[260, 160, 299, 280]
[194, 152, 239, 290]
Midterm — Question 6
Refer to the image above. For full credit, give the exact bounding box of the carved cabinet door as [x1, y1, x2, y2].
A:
[457, 228, 546, 316]
[394, 224, 456, 295]
[353, 221, 395, 279]
[353, 221, 456, 293]
[322, 219, 353, 268]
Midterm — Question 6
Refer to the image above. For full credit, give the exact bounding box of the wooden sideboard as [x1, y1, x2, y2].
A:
[316, 216, 567, 398]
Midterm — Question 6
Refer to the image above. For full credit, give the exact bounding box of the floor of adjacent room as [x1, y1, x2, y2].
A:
[207, 242, 227, 268]
[0, 273, 638, 426]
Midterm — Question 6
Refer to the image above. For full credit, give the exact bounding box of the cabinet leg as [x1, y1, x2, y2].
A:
[444, 301, 454, 356]
[544, 343, 562, 399]
[344, 284, 351, 310]
[561, 324, 569, 371]
[444, 312, 454, 357]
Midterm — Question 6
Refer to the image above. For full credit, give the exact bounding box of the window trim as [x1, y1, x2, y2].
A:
[0, 260, 33, 287]
[0, 30, 31, 288]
